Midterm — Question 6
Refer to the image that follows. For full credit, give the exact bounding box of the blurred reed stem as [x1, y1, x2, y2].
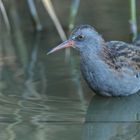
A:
[0, 0, 11, 32]
[42, 0, 71, 59]
[9, 0, 28, 69]
[69, 0, 80, 31]
[23, 33, 41, 99]
[27, 0, 42, 31]
[64, 0, 80, 60]
[42, 0, 66, 41]
[129, 0, 137, 40]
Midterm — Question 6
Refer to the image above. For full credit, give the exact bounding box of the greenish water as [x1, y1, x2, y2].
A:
[0, 0, 140, 140]
[0, 31, 90, 140]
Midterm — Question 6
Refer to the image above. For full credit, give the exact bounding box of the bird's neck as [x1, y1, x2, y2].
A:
[80, 45, 116, 72]
[80, 49, 106, 71]
[80, 38, 107, 59]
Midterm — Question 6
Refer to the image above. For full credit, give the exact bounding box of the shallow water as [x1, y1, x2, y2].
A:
[0, 30, 91, 140]
[1, 0, 140, 140]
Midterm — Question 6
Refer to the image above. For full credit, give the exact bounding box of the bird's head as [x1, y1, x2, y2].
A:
[47, 25, 104, 55]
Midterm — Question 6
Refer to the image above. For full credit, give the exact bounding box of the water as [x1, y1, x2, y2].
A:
[0, 28, 91, 140]
[0, 0, 140, 140]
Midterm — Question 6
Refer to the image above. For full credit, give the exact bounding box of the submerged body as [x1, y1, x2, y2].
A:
[48, 25, 140, 96]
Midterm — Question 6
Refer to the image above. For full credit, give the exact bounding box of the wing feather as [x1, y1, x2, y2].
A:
[105, 41, 140, 72]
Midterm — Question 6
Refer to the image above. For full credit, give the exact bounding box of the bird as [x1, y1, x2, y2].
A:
[47, 25, 140, 96]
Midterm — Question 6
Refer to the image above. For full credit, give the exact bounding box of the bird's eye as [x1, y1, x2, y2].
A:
[76, 35, 85, 41]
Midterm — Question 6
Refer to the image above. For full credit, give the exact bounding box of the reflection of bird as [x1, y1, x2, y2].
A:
[84, 94, 140, 140]
[48, 25, 140, 96]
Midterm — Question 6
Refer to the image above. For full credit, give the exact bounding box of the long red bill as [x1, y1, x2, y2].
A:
[47, 40, 75, 55]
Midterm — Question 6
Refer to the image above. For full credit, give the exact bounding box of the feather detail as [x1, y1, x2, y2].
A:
[100, 41, 140, 73]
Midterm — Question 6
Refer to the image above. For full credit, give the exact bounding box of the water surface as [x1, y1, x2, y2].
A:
[1, 0, 140, 139]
